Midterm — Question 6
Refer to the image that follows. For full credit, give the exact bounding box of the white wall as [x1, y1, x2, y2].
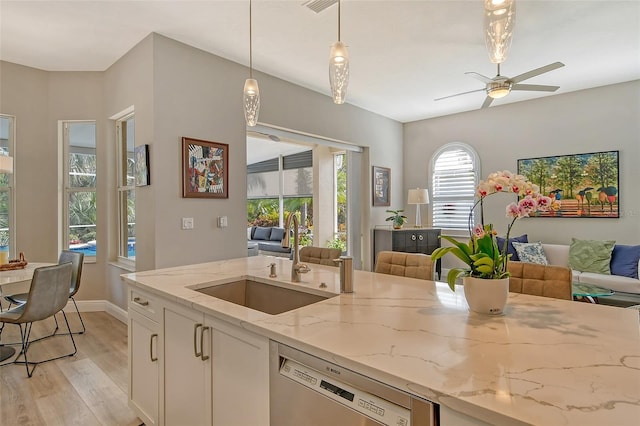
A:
[404, 80, 640, 270]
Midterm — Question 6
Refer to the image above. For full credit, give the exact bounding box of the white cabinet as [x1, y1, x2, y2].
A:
[128, 289, 161, 426]
[210, 318, 269, 426]
[163, 303, 211, 426]
[128, 288, 270, 425]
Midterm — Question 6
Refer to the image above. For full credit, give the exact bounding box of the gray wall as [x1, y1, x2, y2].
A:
[404, 80, 640, 270]
[1, 32, 403, 310]
[0, 61, 106, 302]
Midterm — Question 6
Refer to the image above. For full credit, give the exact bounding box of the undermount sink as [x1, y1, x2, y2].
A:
[195, 280, 333, 315]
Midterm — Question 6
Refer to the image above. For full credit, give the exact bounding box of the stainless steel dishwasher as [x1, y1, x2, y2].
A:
[270, 341, 438, 426]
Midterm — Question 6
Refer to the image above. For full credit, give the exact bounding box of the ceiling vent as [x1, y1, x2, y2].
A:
[302, 0, 337, 13]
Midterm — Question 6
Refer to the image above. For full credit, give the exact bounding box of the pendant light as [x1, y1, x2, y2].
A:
[329, 0, 349, 104]
[484, 0, 516, 64]
[244, 0, 260, 126]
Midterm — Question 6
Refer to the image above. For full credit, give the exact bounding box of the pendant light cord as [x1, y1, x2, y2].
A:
[249, 0, 253, 79]
[337, 0, 341, 41]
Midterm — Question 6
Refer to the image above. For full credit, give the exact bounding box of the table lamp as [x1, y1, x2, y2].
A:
[407, 188, 429, 228]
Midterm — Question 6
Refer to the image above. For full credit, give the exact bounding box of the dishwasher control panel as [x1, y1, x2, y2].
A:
[280, 358, 411, 426]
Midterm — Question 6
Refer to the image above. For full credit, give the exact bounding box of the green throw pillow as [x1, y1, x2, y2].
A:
[569, 238, 616, 274]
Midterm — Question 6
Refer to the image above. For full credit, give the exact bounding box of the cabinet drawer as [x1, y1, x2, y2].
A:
[129, 288, 159, 321]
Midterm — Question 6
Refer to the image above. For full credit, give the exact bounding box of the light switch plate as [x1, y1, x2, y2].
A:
[217, 216, 228, 228]
[182, 217, 194, 230]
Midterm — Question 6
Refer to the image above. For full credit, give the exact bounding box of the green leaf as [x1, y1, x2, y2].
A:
[446, 268, 467, 292]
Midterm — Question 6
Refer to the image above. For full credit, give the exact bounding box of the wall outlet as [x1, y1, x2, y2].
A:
[182, 217, 194, 230]
[217, 216, 228, 228]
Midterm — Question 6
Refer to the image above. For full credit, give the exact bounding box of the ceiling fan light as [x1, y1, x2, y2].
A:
[329, 40, 350, 104]
[484, 0, 516, 64]
[243, 78, 260, 127]
[488, 87, 510, 99]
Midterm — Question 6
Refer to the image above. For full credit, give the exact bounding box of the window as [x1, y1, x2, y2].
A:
[431, 143, 479, 231]
[116, 113, 135, 262]
[0, 115, 15, 258]
[63, 121, 97, 257]
[247, 150, 313, 243]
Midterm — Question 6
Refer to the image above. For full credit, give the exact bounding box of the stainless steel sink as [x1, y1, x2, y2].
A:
[195, 280, 332, 315]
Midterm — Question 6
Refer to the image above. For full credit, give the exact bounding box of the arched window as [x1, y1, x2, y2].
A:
[431, 143, 479, 231]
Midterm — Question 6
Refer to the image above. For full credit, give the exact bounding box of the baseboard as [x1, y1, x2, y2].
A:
[63, 300, 128, 324]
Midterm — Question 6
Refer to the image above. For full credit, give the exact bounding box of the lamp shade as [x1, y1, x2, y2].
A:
[0, 155, 13, 174]
[408, 188, 429, 205]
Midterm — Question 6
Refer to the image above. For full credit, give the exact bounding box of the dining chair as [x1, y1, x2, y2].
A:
[4, 250, 85, 335]
[0, 262, 76, 377]
[507, 261, 572, 300]
[298, 246, 343, 266]
[374, 251, 433, 280]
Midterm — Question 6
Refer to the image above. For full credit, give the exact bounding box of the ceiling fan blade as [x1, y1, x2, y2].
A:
[511, 84, 560, 92]
[464, 72, 493, 84]
[481, 96, 494, 109]
[510, 62, 565, 83]
[434, 88, 486, 101]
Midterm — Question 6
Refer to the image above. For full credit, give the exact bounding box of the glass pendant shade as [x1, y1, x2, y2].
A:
[329, 40, 349, 104]
[484, 0, 516, 64]
[243, 78, 260, 127]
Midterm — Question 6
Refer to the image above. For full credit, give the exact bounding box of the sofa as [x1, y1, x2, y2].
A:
[503, 237, 640, 297]
[247, 226, 291, 256]
[541, 243, 640, 295]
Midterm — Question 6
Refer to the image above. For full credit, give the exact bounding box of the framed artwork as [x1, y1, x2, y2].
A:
[517, 150, 619, 218]
[134, 144, 150, 186]
[372, 166, 391, 207]
[182, 137, 229, 198]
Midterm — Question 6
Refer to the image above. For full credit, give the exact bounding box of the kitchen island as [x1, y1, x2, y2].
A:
[122, 255, 640, 425]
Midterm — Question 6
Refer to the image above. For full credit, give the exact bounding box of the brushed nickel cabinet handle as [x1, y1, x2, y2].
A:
[200, 326, 210, 361]
[193, 323, 203, 357]
[411, 234, 416, 241]
[133, 297, 149, 306]
[418, 234, 424, 241]
[150, 333, 158, 362]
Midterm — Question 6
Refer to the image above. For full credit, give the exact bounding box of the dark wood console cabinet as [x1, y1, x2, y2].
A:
[373, 228, 442, 279]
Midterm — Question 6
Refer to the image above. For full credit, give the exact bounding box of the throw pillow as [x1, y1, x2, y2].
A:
[512, 242, 549, 265]
[568, 238, 615, 274]
[496, 234, 528, 261]
[253, 226, 272, 241]
[269, 227, 285, 242]
[610, 244, 640, 279]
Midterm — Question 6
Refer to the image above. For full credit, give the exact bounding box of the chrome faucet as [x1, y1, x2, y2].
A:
[282, 213, 310, 282]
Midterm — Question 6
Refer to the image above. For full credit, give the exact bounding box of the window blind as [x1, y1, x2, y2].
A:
[432, 147, 477, 230]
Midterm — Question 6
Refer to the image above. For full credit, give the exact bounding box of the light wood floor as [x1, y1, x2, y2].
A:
[0, 311, 141, 426]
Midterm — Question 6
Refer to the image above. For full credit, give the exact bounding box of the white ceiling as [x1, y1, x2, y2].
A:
[1, 1, 639, 123]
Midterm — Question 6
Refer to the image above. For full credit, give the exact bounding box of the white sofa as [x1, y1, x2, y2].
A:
[542, 244, 640, 295]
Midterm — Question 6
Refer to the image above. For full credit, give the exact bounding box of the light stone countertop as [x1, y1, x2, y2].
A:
[122, 255, 640, 425]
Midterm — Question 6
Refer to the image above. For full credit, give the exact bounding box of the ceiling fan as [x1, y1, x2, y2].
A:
[435, 61, 565, 108]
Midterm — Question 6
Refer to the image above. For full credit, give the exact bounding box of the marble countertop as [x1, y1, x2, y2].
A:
[122, 256, 640, 425]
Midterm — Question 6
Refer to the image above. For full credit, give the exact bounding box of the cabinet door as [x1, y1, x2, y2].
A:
[392, 231, 409, 251]
[164, 305, 211, 426]
[210, 318, 270, 425]
[129, 309, 160, 426]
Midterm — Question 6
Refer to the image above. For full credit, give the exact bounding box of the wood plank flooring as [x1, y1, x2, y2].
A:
[0, 311, 141, 426]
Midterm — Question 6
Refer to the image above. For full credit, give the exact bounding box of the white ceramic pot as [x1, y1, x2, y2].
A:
[462, 276, 509, 315]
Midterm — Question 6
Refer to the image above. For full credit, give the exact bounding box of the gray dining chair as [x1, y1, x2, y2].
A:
[0, 262, 76, 377]
[4, 250, 85, 335]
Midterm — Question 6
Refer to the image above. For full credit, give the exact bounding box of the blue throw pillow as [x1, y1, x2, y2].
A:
[610, 245, 640, 279]
[496, 234, 528, 261]
[253, 227, 271, 241]
[269, 227, 285, 242]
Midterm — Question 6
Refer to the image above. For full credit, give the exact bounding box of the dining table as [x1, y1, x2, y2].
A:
[0, 263, 53, 362]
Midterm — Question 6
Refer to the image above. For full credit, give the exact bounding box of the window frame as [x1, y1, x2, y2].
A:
[115, 111, 135, 267]
[430, 142, 480, 234]
[61, 120, 97, 261]
[0, 114, 16, 258]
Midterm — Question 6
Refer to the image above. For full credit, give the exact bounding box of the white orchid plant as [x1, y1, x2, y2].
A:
[431, 170, 553, 291]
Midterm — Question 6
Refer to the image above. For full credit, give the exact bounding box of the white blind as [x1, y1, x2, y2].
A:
[432, 147, 477, 230]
